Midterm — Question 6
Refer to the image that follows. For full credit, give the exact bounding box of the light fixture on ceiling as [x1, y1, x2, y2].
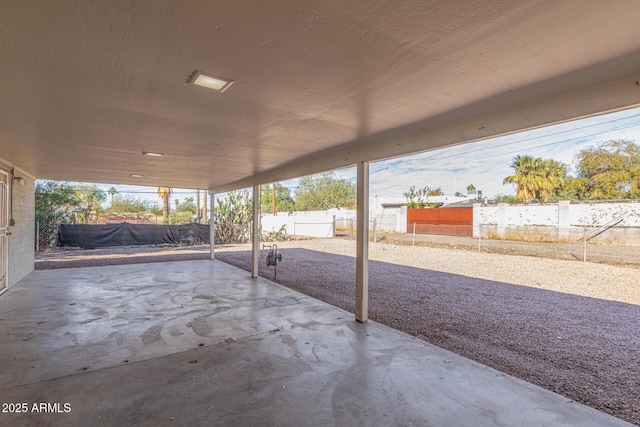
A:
[142, 151, 164, 157]
[131, 174, 144, 178]
[188, 70, 234, 92]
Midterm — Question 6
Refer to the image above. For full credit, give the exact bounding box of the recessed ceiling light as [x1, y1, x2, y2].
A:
[188, 70, 234, 92]
[142, 151, 164, 157]
[131, 174, 144, 178]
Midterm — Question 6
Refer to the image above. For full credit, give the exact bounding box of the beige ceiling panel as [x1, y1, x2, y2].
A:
[0, 1, 639, 190]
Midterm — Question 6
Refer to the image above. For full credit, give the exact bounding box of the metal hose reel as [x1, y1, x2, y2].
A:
[263, 244, 283, 280]
[264, 244, 282, 266]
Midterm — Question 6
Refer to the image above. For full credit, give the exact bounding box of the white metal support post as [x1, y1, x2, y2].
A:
[251, 185, 261, 278]
[356, 161, 369, 322]
[209, 190, 215, 260]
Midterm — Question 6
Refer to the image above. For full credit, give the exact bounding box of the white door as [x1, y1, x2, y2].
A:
[0, 177, 8, 292]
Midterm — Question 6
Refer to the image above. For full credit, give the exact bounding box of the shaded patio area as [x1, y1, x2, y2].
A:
[0, 259, 632, 426]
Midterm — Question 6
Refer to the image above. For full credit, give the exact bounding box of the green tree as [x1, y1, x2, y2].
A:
[148, 204, 163, 222]
[493, 193, 521, 204]
[428, 187, 444, 196]
[466, 184, 476, 193]
[538, 175, 581, 202]
[72, 184, 106, 223]
[403, 185, 444, 208]
[261, 184, 295, 214]
[109, 195, 148, 215]
[573, 140, 640, 200]
[176, 197, 196, 213]
[403, 185, 421, 208]
[165, 197, 197, 224]
[35, 180, 78, 225]
[294, 172, 356, 211]
[167, 211, 196, 224]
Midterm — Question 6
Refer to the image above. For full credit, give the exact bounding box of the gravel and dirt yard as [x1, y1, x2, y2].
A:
[35, 239, 640, 425]
[377, 232, 640, 267]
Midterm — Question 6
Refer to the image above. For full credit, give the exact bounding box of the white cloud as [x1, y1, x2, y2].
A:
[369, 107, 640, 199]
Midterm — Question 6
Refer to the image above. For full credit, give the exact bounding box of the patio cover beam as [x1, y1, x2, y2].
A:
[209, 190, 215, 261]
[356, 160, 369, 322]
[251, 185, 261, 278]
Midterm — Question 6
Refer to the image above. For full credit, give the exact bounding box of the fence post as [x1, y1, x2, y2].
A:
[332, 215, 336, 238]
[583, 227, 587, 262]
[478, 224, 481, 251]
[35, 221, 40, 252]
[373, 218, 377, 243]
[412, 222, 416, 246]
[350, 219, 354, 240]
[293, 222, 296, 241]
[497, 203, 507, 239]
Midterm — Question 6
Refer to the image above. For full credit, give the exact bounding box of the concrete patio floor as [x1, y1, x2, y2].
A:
[0, 260, 632, 426]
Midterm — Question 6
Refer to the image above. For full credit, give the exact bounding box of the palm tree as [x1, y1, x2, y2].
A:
[196, 189, 201, 223]
[107, 187, 118, 207]
[503, 155, 542, 203]
[157, 187, 173, 222]
[503, 156, 566, 202]
[466, 184, 476, 194]
[538, 159, 567, 200]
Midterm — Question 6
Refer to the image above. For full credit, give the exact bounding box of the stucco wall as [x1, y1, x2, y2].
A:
[262, 213, 335, 238]
[264, 205, 408, 235]
[477, 202, 640, 227]
[8, 172, 35, 287]
[474, 201, 640, 245]
[331, 207, 408, 233]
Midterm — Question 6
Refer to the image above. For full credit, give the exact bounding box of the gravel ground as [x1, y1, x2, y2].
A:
[35, 240, 640, 424]
[214, 239, 640, 425]
[377, 232, 640, 267]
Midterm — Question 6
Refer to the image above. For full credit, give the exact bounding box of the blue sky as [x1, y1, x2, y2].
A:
[89, 106, 640, 206]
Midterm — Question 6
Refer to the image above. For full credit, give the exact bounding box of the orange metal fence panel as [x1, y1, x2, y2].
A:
[406, 207, 473, 236]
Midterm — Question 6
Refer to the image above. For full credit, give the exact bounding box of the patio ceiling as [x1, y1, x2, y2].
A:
[1, 1, 640, 191]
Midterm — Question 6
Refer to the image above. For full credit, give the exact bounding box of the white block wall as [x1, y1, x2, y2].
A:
[474, 200, 640, 245]
[476, 201, 640, 228]
[330, 206, 408, 233]
[262, 213, 335, 238]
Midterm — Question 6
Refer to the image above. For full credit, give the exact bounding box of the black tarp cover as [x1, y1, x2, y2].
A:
[57, 223, 210, 248]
